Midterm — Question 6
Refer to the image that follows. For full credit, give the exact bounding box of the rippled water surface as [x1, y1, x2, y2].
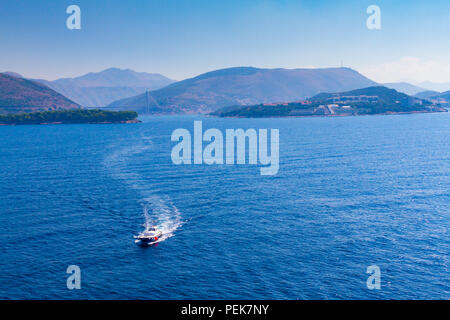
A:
[0, 113, 448, 299]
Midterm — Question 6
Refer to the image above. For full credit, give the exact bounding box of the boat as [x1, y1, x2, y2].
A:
[134, 226, 163, 245]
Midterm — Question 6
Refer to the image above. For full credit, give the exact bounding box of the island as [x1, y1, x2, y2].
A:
[0, 109, 140, 125]
[211, 86, 448, 118]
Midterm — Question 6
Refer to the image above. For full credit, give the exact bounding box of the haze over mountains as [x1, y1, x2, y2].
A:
[414, 90, 441, 99]
[2, 66, 449, 115]
[419, 81, 450, 93]
[33, 68, 175, 108]
[0, 73, 79, 114]
[412, 89, 450, 104]
[382, 82, 427, 96]
[105, 67, 378, 114]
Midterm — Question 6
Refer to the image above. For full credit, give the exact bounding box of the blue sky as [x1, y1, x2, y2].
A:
[1, 0, 450, 83]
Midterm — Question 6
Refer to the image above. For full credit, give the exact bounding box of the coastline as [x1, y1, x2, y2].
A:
[0, 109, 141, 126]
[213, 108, 448, 119]
[0, 119, 141, 126]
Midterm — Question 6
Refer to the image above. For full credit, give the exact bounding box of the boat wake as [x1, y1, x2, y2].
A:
[104, 134, 183, 245]
[139, 196, 183, 243]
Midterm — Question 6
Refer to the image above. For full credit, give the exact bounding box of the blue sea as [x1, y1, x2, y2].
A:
[0, 113, 448, 299]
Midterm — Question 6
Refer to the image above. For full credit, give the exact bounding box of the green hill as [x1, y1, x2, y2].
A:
[310, 86, 429, 113]
[213, 86, 447, 118]
[0, 73, 80, 114]
[0, 109, 139, 125]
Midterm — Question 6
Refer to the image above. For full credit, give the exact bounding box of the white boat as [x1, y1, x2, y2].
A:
[134, 226, 163, 245]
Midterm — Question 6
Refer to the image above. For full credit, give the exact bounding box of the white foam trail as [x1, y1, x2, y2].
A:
[104, 134, 183, 244]
[141, 196, 183, 242]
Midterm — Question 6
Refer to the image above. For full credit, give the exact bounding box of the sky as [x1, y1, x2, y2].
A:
[1, 0, 450, 83]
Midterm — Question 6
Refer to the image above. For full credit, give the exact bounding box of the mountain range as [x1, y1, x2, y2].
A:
[382, 82, 427, 96]
[427, 91, 450, 102]
[2, 66, 449, 115]
[105, 67, 378, 114]
[412, 90, 450, 105]
[0, 73, 79, 114]
[414, 90, 441, 99]
[32, 68, 175, 108]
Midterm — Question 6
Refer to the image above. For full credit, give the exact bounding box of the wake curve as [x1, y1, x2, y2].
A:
[104, 134, 183, 244]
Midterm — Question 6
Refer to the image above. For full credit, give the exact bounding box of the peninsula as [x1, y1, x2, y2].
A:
[0, 109, 140, 125]
[212, 86, 447, 118]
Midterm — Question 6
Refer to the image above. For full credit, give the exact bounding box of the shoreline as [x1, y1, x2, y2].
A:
[213, 108, 448, 119]
[1, 109, 448, 124]
[0, 119, 141, 126]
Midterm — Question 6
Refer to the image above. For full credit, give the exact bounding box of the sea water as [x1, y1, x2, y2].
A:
[0, 113, 448, 299]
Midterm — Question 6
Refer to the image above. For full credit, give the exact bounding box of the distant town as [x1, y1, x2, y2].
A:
[212, 86, 448, 118]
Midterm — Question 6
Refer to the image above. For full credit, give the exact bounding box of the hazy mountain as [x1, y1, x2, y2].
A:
[438, 91, 450, 98]
[432, 91, 450, 102]
[0, 73, 80, 114]
[413, 90, 450, 106]
[105, 67, 378, 114]
[382, 82, 426, 96]
[2, 72, 23, 78]
[414, 90, 441, 99]
[419, 81, 450, 93]
[34, 68, 175, 108]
